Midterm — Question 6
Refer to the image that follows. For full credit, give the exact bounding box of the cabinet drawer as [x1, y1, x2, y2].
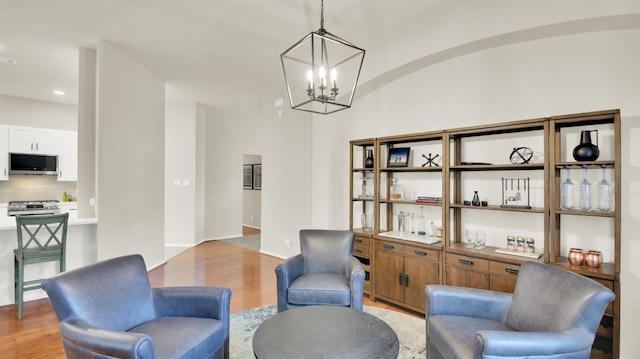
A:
[404, 245, 439, 262]
[353, 244, 370, 258]
[354, 236, 371, 248]
[375, 240, 404, 255]
[446, 253, 489, 272]
[489, 261, 520, 278]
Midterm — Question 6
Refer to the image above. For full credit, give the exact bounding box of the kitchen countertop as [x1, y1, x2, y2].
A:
[0, 203, 97, 230]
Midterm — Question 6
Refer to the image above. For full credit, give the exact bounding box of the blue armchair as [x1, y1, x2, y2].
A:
[42, 254, 231, 359]
[426, 261, 614, 359]
[275, 229, 365, 312]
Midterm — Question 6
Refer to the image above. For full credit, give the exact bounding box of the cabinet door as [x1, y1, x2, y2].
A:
[0, 125, 8, 180]
[58, 131, 77, 181]
[34, 128, 59, 155]
[404, 257, 439, 309]
[374, 249, 405, 302]
[9, 126, 35, 153]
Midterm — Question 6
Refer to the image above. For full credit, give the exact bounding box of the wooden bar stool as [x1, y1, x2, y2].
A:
[14, 213, 69, 319]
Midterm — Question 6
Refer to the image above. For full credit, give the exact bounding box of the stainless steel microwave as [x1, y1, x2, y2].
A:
[9, 153, 58, 175]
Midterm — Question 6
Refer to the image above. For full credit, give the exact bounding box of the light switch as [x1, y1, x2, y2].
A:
[182, 179, 190, 186]
[174, 179, 181, 186]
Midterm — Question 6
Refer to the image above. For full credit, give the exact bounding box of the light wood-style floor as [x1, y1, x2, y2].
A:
[0, 239, 420, 358]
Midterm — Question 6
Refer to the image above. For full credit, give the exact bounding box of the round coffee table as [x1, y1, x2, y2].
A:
[252, 305, 399, 358]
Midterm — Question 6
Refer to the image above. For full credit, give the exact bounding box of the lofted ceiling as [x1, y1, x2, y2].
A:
[0, 0, 438, 111]
[1, 1, 638, 113]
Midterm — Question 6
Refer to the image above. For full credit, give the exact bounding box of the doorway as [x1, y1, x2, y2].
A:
[242, 154, 262, 238]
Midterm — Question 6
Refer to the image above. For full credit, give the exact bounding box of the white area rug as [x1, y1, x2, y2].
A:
[229, 305, 426, 358]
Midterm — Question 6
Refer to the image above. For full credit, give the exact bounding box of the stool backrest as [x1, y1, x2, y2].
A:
[16, 213, 69, 260]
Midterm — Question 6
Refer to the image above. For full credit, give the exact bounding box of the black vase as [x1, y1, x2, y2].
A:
[573, 130, 599, 161]
[364, 150, 374, 168]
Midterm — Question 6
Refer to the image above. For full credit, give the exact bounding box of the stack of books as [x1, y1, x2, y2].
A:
[416, 196, 442, 204]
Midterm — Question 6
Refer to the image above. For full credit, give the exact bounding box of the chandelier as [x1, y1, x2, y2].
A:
[280, 0, 365, 115]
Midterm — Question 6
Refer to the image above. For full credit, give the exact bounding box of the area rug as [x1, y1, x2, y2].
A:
[229, 305, 426, 358]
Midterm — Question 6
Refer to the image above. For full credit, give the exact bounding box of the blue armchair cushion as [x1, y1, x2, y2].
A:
[287, 273, 351, 306]
[129, 317, 225, 359]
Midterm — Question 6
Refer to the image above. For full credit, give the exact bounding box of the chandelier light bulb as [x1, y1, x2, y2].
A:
[331, 68, 337, 88]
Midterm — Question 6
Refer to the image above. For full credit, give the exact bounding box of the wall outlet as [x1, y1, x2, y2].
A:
[89, 198, 96, 206]
[284, 238, 291, 248]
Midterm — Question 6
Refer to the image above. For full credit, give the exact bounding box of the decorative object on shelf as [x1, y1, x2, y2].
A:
[397, 211, 406, 233]
[474, 231, 486, 249]
[361, 213, 373, 232]
[280, 0, 365, 115]
[595, 166, 613, 213]
[464, 229, 475, 248]
[416, 196, 442, 204]
[471, 191, 481, 206]
[506, 235, 516, 250]
[525, 238, 535, 253]
[428, 220, 436, 238]
[362, 172, 374, 199]
[500, 177, 531, 209]
[516, 237, 526, 252]
[572, 130, 599, 161]
[390, 178, 403, 200]
[364, 149, 374, 168]
[509, 147, 533, 164]
[568, 248, 585, 266]
[417, 207, 426, 235]
[387, 147, 411, 167]
[463, 200, 471, 206]
[560, 168, 578, 210]
[481, 201, 488, 206]
[421, 153, 440, 167]
[579, 167, 591, 211]
[585, 250, 603, 268]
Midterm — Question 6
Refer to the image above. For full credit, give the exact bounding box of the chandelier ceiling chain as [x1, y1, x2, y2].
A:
[280, 0, 366, 115]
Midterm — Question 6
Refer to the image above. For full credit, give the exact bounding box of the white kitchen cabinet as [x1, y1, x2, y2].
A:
[0, 125, 8, 180]
[9, 126, 59, 155]
[58, 130, 77, 181]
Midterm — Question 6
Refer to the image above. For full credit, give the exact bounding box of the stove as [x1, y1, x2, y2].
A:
[8, 200, 61, 216]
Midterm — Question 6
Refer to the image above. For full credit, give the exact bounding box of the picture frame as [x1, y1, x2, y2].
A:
[387, 147, 411, 167]
[252, 164, 262, 190]
[243, 165, 253, 189]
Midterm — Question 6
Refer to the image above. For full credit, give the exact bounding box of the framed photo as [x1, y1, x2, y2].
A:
[243, 165, 253, 189]
[252, 164, 262, 190]
[387, 147, 411, 167]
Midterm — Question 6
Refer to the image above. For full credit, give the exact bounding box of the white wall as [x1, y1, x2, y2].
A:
[0, 95, 77, 130]
[77, 47, 97, 219]
[95, 40, 165, 266]
[311, 20, 639, 358]
[164, 102, 202, 258]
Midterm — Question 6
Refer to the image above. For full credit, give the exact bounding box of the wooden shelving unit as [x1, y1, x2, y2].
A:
[348, 109, 621, 357]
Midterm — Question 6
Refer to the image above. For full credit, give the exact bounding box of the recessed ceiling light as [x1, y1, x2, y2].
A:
[53, 90, 65, 95]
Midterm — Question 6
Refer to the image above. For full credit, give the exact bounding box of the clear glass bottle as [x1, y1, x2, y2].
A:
[417, 207, 426, 235]
[397, 211, 406, 233]
[579, 167, 591, 212]
[390, 178, 403, 201]
[560, 168, 576, 210]
[428, 220, 435, 237]
[595, 167, 612, 212]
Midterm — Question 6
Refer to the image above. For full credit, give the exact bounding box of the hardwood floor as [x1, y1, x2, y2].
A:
[0, 239, 421, 358]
